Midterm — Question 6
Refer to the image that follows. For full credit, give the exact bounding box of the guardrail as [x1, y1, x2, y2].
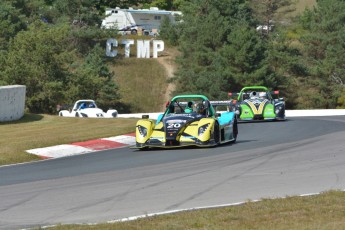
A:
[118, 109, 345, 120]
[286, 109, 345, 117]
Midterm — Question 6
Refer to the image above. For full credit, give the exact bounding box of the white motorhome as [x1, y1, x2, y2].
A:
[101, 7, 182, 35]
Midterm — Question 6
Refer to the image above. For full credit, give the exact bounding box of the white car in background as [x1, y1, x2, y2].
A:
[58, 100, 118, 118]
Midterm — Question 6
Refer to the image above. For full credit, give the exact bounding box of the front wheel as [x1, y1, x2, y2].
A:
[214, 122, 220, 145]
[232, 119, 238, 143]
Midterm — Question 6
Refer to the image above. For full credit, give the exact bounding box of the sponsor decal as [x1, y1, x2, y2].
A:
[245, 99, 268, 114]
[167, 120, 185, 123]
[169, 113, 194, 117]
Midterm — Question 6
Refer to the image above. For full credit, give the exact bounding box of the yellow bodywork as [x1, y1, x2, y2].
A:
[136, 118, 216, 147]
[135, 119, 155, 144]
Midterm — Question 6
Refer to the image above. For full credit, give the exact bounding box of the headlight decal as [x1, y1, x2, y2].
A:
[198, 123, 210, 136]
[137, 125, 148, 137]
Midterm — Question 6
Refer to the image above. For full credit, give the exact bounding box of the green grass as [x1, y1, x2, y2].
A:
[113, 58, 168, 113]
[43, 190, 345, 229]
[0, 114, 138, 165]
[109, 36, 171, 113]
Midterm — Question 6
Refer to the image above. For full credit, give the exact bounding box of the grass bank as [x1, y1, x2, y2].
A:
[113, 58, 168, 113]
[0, 114, 138, 165]
[109, 35, 175, 113]
[45, 190, 345, 229]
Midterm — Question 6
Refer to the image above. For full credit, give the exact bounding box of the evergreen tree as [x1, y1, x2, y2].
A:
[298, 0, 345, 108]
[0, 0, 120, 113]
[0, 1, 27, 50]
[173, 0, 268, 99]
[2, 22, 74, 113]
[220, 21, 270, 91]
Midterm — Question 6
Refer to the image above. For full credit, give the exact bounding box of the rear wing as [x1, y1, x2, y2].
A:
[167, 101, 228, 107]
[210, 101, 231, 112]
[228, 90, 281, 99]
[165, 100, 232, 113]
[210, 100, 231, 106]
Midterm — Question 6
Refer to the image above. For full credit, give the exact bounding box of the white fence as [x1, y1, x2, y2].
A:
[0, 85, 26, 122]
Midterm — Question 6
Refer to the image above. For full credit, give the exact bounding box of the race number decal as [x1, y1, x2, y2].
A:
[167, 123, 181, 129]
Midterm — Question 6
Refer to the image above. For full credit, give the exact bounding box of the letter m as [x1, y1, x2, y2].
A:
[137, 40, 150, 58]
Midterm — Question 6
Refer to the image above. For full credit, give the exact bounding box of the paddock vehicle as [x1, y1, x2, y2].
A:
[135, 95, 238, 149]
[229, 86, 285, 121]
[58, 100, 118, 118]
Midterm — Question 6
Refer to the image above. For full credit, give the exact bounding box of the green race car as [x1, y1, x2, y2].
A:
[229, 86, 286, 121]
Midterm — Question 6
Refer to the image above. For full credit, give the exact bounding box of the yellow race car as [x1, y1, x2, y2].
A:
[135, 95, 238, 149]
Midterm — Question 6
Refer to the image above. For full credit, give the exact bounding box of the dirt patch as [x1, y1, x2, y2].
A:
[156, 47, 179, 108]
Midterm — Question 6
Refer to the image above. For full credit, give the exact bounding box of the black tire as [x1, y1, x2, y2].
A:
[214, 122, 220, 145]
[232, 119, 238, 143]
[282, 108, 286, 120]
[138, 147, 149, 151]
[131, 29, 137, 35]
[75, 113, 79, 117]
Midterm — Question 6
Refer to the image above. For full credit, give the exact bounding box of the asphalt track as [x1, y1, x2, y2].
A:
[1, 116, 345, 229]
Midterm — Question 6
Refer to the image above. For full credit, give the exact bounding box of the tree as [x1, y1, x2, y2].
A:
[220, 21, 271, 91]
[251, 0, 294, 37]
[0, 0, 122, 113]
[64, 44, 120, 110]
[297, 0, 345, 108]
[2, 22, 73, 113]
[159, 15, 180, 45]
[1, 18, 119, 113]
[96, 0, 153, 13]
[0, 1, 27, 50]
[338, 88, 345, 109]
[172, 0, 268, 99]
[149, 0, 186, 10]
